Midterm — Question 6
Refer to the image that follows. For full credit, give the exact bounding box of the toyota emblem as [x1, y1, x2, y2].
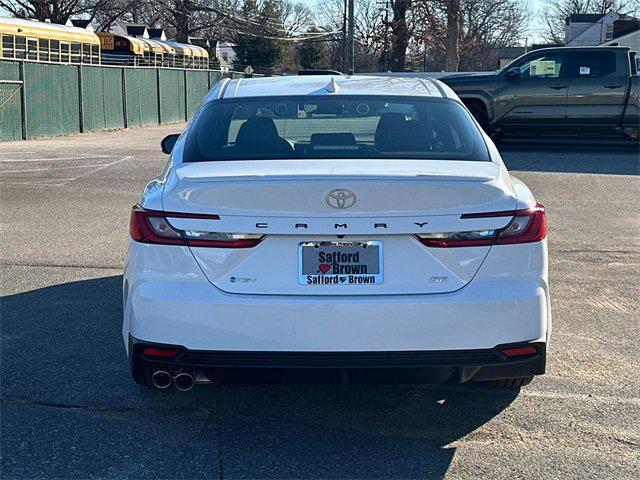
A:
[326, 189, 357, 209]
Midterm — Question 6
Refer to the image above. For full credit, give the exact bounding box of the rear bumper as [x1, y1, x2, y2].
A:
[129, 336, 546, 385]
[124, 241, 550, 354]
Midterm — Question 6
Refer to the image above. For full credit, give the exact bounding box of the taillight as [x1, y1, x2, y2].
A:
[492, 203, 547, 245]
[501, 346, 537, 357]
[416, 203, 547, 248]
[143, 348, 178, 357]
[129, 205, 264, 248]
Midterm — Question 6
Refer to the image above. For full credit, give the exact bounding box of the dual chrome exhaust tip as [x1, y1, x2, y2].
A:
[151, 370, 195, 391]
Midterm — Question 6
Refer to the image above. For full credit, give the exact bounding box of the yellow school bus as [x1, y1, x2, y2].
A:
[98, 32, 209, 68]
[0, 17, 101, 64]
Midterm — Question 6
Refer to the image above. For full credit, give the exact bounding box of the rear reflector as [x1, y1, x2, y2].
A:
[143, 348, 178, 357]
[501, 346, 537, 357]
[416, 203, 547, 248]
[129, 205, 264, 248]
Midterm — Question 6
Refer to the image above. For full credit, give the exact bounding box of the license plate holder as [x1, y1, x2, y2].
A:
[298, 241, 383, 285]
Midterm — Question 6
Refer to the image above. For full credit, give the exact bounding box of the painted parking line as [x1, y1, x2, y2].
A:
[0, 156, 133, 187]
[61, 156, 133, 184]
[0, 151, 36, 156]
[0, 163, 115, 174]
[0, 154, 114, 163]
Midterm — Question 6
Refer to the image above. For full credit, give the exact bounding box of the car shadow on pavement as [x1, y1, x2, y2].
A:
[1, 275, 519, 479]
[499, 144, 640, 175]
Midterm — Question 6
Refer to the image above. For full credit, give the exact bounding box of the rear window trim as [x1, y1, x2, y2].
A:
[184, 94, 491, 163]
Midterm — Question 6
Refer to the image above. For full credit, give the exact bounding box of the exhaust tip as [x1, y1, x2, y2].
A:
[151, 370, 172, 389]
[174, 372, 195, 391]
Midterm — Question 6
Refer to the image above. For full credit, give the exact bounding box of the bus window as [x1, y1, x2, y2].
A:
[26, 38, 38, 60]
[91, 44, 99, 64]
[81, 43, 90, 63]
[15, 36, 26, 59]
[50, 39, 60, 62]
[71, 42, 81, 63]
[60, 42, 70, 63]
[38, 38, 50, 62]
[1, 34, 15, 59]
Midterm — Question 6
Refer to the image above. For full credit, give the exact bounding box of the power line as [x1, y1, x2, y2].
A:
[235, 29, 341, 42]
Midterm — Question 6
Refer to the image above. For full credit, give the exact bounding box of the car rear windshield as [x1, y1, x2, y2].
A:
[184, 96, 490, 162]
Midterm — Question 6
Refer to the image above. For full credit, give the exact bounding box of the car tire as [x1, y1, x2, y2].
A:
[468, 106, 490, 133]
[480, 376, 534, 389]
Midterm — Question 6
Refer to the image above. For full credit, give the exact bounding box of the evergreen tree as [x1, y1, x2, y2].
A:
[298, 27, 331, 70]
[233, 0, 285, 73]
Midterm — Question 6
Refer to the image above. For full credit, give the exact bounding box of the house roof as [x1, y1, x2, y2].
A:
[69, 19, 92, 29]
[126, 25, 148, 37]
[600, 27, 640, 46]
[497, 47, 526, 58]
[567, 13, 606, 24]
[189, 37, 210, 48]
[147, 28, 165, 39]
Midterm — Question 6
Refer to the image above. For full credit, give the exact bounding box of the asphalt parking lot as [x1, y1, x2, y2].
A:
[1, 125, 638, 479]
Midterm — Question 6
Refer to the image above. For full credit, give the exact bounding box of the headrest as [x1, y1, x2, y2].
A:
[375, 112, 429, 152]
[235, 117, 281, 153]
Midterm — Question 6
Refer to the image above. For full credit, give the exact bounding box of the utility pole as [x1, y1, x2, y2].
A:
[342, 0, 347, 72]
[347, 0, 355, 74]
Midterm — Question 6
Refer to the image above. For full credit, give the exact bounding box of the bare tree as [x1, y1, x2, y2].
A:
[279, 0, 313, 33]
[444, 0, 460, 70]
[408, 0, 527, 71]
[317, 0, 387, 71]
[138, 0, 228, 43]
[0, 0, 113, 23]
[386, 0, 412, 71]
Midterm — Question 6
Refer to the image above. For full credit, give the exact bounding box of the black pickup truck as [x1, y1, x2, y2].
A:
[442, 46, 639, 141]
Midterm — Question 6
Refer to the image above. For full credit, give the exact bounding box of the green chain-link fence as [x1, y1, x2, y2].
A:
[186, 70, 209, 119]
[124, 68, 158, 128]
[158, 69, 186, 124]
[0, 60, 22, 141]
[0, 59, 237, 141]
[24, 62, 80, 138]
[81, 65, 125, 132]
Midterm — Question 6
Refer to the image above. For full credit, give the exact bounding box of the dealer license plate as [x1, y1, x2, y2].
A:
[298, 241, 383, 285]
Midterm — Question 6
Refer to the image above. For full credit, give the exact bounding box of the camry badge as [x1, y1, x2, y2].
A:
[326, 189, 357, 209]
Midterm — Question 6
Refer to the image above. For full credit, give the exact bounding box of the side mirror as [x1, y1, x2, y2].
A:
[505, 67, 521, 80]
[161, 134, 180, 154]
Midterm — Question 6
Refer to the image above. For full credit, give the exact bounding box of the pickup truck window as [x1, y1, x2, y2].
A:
[517, 53, 565, 79]
[567, 51, 617, 77]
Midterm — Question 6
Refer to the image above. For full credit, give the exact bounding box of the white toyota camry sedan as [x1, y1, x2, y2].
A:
[124, 75, 550, 391]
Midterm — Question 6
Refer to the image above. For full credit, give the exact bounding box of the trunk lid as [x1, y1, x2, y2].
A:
[162, 159, 517, 295]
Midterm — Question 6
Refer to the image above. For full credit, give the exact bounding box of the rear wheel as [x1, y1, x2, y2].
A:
[468, 106, 489, 131]
[479, 376, 534, 389]
[462, 99, 490, 132]
[468, 107, 503, 144]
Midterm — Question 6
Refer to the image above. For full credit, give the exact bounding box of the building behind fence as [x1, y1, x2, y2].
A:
[0, 59, 239, 142]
